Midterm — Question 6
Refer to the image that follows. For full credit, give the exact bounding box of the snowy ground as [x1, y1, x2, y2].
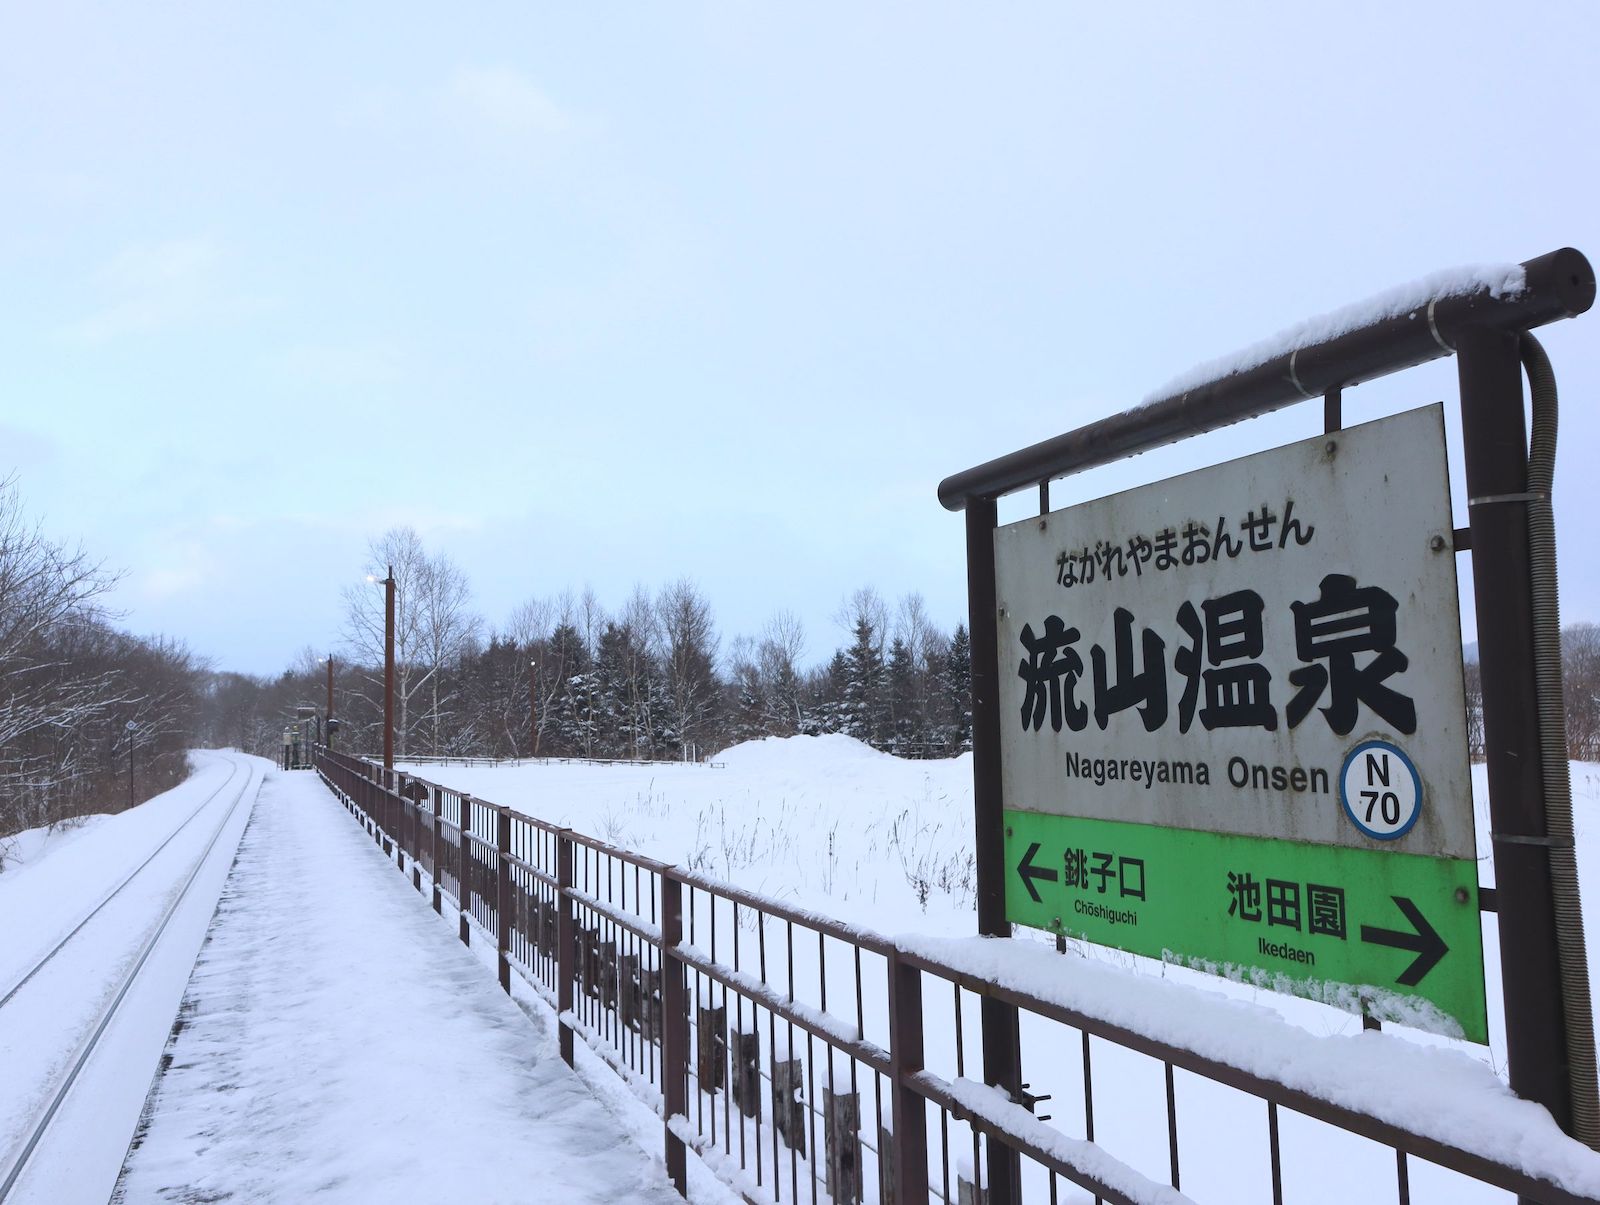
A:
[7, 741, 1590, 1202]
[0, 751, 260, 1204]
[115, 762, 701, 1205]
[398, 738, 1600, 1203]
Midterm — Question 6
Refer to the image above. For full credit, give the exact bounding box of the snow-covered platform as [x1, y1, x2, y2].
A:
[115, 767, 684, 1204]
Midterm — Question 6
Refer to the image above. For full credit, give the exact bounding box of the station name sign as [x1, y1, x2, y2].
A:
[995, 405, 1486, 1040]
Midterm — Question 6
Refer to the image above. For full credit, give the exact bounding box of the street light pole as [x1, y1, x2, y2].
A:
[325, 654, 335, 748]
[124, 719, 138, 809]
[383, 566, 395, 772]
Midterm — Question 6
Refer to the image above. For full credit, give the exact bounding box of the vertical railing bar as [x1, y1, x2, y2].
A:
[607, 854, 617, 1054]
[789, 1011, 799, 1205]
[940, 1108, 952, 1204]
[786, 919, 795, 1003]
[818, 932, 828, 1017]
[872, 1067, 884, 1205]
[851, 945, 862, 1149]
[806, 1031, 819, 1205]
[1268, 1100, 1284, 1205]
[762, 916, 777, 1200]
[818, 933, 831, 1205]
[971, 1124, 983, 1203]
[735, 901, 747, 1175]
[698, 959, 707, 1144]
[1166, 1060, 1180, 1190]
[1396, 1148, 1410, 1205]
[1082, 1030, 1099, 1205]
[755, 998, 767, 1191]
[954, 984, 965, 1079]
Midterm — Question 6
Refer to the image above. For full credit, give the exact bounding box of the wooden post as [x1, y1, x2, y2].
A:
[772, 1058, 806, 1156]
[731, 1029, 761, 1119]
[697, 1004, 726, 1095]
[825, 1087, 862, 1204]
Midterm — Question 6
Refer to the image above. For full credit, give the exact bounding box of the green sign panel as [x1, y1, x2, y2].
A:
[1005, 809, 1487, 1042]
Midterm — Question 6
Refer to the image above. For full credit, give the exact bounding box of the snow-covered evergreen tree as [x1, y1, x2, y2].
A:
[839, 617, 885, 745]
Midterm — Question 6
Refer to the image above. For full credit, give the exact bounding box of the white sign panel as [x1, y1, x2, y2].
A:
[995, 405, 1474, 858]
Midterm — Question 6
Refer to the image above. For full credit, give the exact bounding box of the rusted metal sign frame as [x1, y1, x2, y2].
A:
[938, 247, 1596, 1203]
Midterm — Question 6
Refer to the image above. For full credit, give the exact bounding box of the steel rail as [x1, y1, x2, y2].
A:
[0, 754, 246, 1012]
[0, 754, 263, 1202]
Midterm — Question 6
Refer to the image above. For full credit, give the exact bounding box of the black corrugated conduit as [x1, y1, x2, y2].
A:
[1520, 331, 1600, 1150]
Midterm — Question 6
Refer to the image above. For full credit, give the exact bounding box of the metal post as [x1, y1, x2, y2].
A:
[380, 566, 393, 771]
[432, 796, 443, 915]
[888, 950, 930, 1204]
[497, 808, 513, 994]
[459, 795, 473, 946]
[661, 875, 689, 1194]
[1456, 326, 1573, 1135]
[557, 832, 576, 1066]
[394, 775, 407, 873]
[965, 496, 1024, 1205]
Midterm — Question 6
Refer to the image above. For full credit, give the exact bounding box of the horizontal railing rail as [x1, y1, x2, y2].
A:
[361, 752, 728, 770]
[313, 745, 1597, 1204]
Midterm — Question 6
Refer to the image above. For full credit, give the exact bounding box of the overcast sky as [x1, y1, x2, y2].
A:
[3, 3, 1597, 675]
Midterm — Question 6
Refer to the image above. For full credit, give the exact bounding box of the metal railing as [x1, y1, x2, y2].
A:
[314, 746, 1594, 1204]
[365, 752, 728, 770]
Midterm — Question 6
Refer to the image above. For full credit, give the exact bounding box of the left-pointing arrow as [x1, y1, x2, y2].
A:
[1017, 842, 1058, 904]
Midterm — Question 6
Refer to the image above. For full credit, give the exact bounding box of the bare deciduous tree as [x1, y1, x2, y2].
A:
[341, 527, 478, 757]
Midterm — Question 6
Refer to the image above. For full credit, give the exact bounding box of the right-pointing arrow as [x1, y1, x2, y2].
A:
[1360, 896, 1448, 986]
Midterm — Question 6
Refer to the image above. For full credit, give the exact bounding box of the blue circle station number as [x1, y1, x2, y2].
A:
[1339, 741, 1422, 840]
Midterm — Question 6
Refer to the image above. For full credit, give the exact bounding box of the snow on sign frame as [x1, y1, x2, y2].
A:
[994, 404, 1487, 1042]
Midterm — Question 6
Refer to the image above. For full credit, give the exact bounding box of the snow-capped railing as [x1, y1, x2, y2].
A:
[313, 745, 1600, 1204]
[376, 752, 727, 770]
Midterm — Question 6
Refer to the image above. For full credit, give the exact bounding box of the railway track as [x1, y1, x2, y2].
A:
[0, 751, 263, 1203]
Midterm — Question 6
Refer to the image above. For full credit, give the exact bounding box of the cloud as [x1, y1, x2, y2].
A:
[67, 234, 255, 342]
[445, 66, 574, 137]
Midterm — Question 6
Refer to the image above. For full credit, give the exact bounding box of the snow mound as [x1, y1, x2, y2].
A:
[713, 732, 900, 770]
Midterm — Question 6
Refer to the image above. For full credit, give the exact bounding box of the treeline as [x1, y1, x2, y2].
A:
[0, 479, 204, 840]
[206, 526, 1600, 769]
[205, 528, 974, 763]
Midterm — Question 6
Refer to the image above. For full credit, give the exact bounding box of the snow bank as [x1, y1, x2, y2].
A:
[715, 731, 898, 771]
